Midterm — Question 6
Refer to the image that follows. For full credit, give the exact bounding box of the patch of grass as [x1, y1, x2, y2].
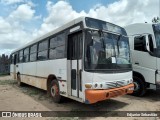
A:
[0, 79, 50, 101]
[20, 86, 45, 96]
[0, 79, 17, 85]
[0, 73, 10, 76]
[18, 84, 50, 101]
[0, 79, 50, 102]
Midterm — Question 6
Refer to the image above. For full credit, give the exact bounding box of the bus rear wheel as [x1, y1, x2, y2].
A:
[132, 76, 146, 96]
[50, 80, 63, 103]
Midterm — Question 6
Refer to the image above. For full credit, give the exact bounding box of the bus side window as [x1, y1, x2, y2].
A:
[19, 50, 24, 63]
[38, 40, 48, 60]
[134, 36, 147, 52]
[24, 48, 29, 62]
[10, 55, 12, 64]
[14, 54, 17, 65]
[148, 34, 154, 53]
[30, 44, 37, 62]
[12, 54, 15, 64]
[16, 53, 19, 63]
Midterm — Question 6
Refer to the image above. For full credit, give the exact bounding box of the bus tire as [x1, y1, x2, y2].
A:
[50, 80, 63, 103]
[132, 76, 146, 96]
[17, 74, 23, 86]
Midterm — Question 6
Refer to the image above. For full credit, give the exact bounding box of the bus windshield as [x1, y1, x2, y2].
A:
[85, 30, 131, 72]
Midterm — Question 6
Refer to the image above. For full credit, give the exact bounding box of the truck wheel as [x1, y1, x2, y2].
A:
[132, 76, 146, 96]
[17, 74, 23, 86]
[50, 80, 63, 103]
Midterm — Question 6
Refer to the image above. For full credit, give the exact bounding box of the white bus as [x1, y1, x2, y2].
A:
[125, 23, 160, 96]
[10, 17, 134, 104]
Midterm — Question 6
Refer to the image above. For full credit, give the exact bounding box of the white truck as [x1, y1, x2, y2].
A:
[125, 23, 160, 96]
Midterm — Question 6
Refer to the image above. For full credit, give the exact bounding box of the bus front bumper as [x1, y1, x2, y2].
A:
[85, 83, 134, 104]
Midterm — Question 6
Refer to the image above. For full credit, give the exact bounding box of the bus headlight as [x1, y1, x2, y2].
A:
[85, 84, 92, 88]
[127, 79, 133, 84]
[100, 84, 103, 88]
[94, 83, 98, 88]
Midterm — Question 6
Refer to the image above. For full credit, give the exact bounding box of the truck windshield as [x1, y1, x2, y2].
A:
[85, 30, 131, 72]
[153, 24, 160, 48]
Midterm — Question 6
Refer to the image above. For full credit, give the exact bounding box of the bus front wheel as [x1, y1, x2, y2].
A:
[132, 76, 146, 96]
[50, 80, 63, 103]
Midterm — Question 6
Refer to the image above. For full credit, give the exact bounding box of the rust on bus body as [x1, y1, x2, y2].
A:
[21, 75, 47, 90]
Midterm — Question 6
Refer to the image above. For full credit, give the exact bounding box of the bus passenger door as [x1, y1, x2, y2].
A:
[67, 31, 83, 98]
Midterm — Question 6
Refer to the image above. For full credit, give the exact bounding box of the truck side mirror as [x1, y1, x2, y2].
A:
[145, 35, 150, 52]
[145, 35, 154, 56]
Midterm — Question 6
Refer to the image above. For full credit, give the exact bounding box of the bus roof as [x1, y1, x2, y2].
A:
[11, 16, 86, 54]
[11, 16, 126, 54]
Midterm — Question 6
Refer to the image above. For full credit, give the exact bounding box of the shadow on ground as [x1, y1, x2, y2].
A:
[124, 89, 160, 102]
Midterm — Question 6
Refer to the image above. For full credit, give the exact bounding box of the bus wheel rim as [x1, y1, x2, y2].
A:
[51, 85, 58, 97]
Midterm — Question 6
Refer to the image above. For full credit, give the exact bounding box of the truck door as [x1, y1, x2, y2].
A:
[132, 35, 156, 84]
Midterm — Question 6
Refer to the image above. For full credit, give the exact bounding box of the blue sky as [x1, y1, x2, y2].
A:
[0, 0, 117, 20]
[0, 0, 118, 35]
[67, 0, 117, 12]
[32, 0, 117, 14]
[0, 0, 159, 55]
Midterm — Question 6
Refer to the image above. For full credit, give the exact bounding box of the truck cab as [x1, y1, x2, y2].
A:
[125, 23, 160, 96]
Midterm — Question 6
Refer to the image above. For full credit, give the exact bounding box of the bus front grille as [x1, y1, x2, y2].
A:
[106, 80, 126, 89]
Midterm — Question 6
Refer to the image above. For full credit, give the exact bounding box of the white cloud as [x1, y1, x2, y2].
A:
[33, 1, 86, 38]
[0, 3, 35, 55]
[0, 17, 12, 34]
[0, 0, 35, 6]
[0, 0, 159, 55]
[33, 0, 159, 39]
[0, 21, 33, 50]
[8, 4, 35, 21]
[87, 0, 159, 26]
[1, 0, 23, 5]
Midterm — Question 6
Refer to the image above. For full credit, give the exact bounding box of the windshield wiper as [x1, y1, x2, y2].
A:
[117, 35, 122, 54]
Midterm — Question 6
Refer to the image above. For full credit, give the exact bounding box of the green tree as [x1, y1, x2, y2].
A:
[152, 17, 160, 23]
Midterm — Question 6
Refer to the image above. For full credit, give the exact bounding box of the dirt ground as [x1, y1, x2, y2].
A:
[0, 76, 160, 120]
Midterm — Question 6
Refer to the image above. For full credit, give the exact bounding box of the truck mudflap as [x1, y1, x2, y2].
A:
[85, 83, 134, 104]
